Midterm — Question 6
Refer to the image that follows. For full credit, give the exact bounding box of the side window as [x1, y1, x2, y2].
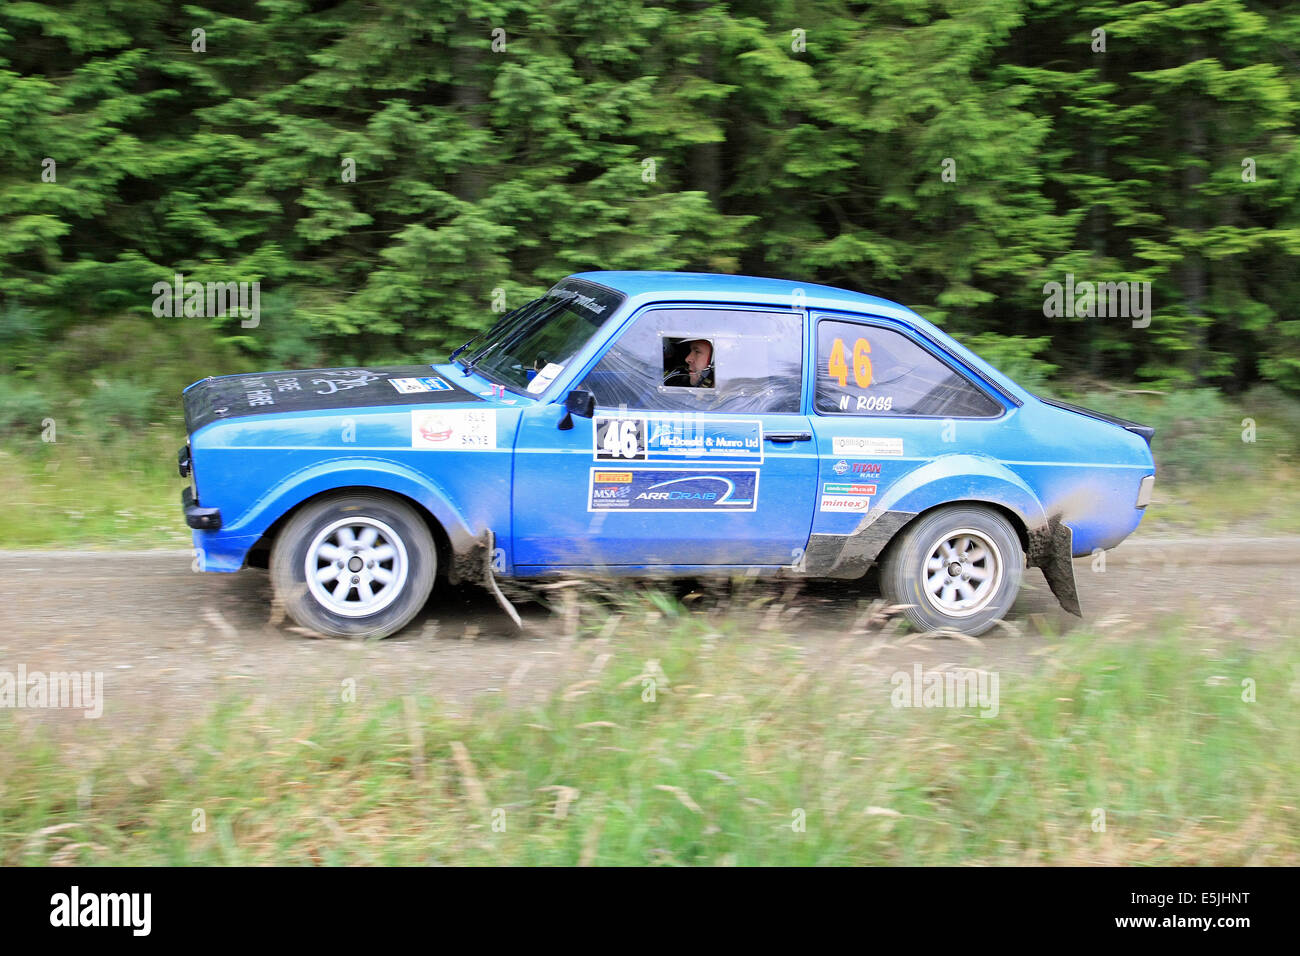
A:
[815, 319, 1002, 417]
[581, 307, 803, 413]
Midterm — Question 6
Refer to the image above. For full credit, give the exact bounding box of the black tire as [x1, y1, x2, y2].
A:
[270, 492, 436, 639]
[880, 505, 1023, 637]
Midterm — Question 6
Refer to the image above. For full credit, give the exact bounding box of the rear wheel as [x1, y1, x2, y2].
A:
[270, 492, 436, 639]
[880, 505, 1023, 636]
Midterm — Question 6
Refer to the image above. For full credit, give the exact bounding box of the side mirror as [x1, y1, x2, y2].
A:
[558, 388, 595, 430]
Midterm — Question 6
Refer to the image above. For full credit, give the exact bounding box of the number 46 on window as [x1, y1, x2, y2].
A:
[828, 337, 872, 388]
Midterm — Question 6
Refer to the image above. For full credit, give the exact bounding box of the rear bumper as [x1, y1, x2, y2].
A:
[181, 485, 222, 531]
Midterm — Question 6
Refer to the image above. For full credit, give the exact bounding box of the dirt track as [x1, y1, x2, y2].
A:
[2, 536, 1296, 738]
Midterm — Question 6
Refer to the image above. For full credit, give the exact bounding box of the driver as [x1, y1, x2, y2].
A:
[664, 338, 714, 388]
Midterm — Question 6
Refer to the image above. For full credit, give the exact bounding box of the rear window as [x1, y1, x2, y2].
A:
[814, 319, 1001, 417]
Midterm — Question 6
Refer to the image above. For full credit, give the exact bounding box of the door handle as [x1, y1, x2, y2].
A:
[765, 431, 812, 443]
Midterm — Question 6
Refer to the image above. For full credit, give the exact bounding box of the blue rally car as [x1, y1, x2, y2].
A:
[178, 272, 1156, 638]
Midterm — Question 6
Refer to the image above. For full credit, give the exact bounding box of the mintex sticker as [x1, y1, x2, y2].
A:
[390, 376, 452, 394]
[822, 482, 877, 496]
[526, 362, 564, 394]
[589, 468, 759, 512]
[412, 409, 496, 449]
[594, 415, 762, 463]
[820, 495, 871, 513]
[832, 436, 903, 457]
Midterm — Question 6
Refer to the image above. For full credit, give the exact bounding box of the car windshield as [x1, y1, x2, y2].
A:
[461, 281, 624, 393]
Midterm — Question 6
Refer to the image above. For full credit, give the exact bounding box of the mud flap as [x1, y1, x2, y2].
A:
[452, 529, 522, 629]
[1030, 518, 1081, 617]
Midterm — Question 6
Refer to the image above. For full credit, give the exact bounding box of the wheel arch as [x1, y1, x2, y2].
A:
[881, 498, 1031, 562]
[243, 485, 454, 580]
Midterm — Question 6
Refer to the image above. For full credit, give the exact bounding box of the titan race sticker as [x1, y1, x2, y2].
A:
[831, 459, 883, 476]
[594, 415, 763, 463]
[390, 376, 452, 394]
[832, 436, 903, 457]
[411, 409, 497, 449]
[588, 468, 759, 512]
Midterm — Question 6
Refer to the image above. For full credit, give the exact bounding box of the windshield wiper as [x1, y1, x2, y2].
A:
[463, 298, 569, 376]
[451, 297, 545, 371]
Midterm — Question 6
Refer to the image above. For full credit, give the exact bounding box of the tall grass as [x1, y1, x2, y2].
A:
[3, 601, 1295, 865]
[0, 423, 189, 548]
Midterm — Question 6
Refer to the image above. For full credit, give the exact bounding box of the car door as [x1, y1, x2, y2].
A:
[511, 304, 816, 571]
[806, 312, 1009, 533]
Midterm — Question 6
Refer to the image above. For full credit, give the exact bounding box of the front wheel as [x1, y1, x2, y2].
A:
[880, 505, 1023, 637]
[270, 492, 436, 639]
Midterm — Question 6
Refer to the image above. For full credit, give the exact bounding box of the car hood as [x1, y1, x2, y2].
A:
[182, 365, 489, 434]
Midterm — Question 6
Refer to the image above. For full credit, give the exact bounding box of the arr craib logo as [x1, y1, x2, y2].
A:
[589, 469, 759, 512]
[636, 474, 749, 506]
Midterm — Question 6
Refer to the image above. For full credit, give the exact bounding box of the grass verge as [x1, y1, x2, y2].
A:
[3, 604, 1296, 865]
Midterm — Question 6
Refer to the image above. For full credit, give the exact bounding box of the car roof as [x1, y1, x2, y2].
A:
[565, 270, 1031, 404]
[566, 271, 920, 321]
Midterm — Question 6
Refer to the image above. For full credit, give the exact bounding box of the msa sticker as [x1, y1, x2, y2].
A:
[588, 468, 759, 512]
[832, 436, 903, 457]
[594, 415, 762, 462]
[820, 495, 871, 513]
[412, 409, 496, 449]
[390, 376, 452, 394]
[822, 482, 877, 496]
[526, 362, 565, 394]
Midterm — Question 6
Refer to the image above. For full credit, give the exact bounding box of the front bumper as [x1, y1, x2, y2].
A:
[182, 485, 222, 531]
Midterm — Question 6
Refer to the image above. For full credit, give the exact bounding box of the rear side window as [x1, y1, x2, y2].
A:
[815, 319, 1001, 417]
[581, 307, 802, 413]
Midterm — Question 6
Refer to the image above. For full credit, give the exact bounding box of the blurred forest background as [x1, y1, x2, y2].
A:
[1, 0, 1299, 544]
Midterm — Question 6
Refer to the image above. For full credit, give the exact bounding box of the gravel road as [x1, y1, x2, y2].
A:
[3, 536, 1296, 739]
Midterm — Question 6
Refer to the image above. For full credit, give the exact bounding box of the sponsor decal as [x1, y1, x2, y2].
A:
[832, 436, 903, 457]
[594, 415, 763, 462]
[833, 459, 849, 475]
[526, 362, 565, 394]
[390, 376, 452, 394]
[411, 409, 497, 449]
[820, 495, 871, 513]
[822, 482, 877, 496]
[311, 370, 386, 395]
[552, 287, 612, 315]
[588, 468, 759, 512]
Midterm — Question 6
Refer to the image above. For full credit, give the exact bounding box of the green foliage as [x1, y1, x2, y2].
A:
[81, 379, 157, 428]
[954, 332, 1059, 390]
[0, 377, 48, 436]
[1, 0, 1298, 397]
